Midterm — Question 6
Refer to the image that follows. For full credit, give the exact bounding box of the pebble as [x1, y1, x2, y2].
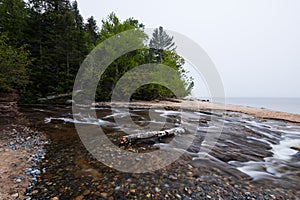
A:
[114, 186, 121, 191]
[169, 175, 177, 180]
[186, 171, 193, 178]
[75, 195, 83, 200]
[130, 189, 136, 193]
[83, 189, 90, 195]
[15, 178, 22, 183]
[11, 193, 19, 198]
[100, 192, 108, 198]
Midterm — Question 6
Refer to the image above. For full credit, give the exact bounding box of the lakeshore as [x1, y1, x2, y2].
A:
[0, 99, 300, 199]
[98, 99, 300, 123]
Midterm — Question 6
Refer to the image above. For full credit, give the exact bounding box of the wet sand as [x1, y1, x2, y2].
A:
[97, 99, 300, 123]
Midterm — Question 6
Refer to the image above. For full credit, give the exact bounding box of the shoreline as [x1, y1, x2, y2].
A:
[94, 99, 300, 123]
[1, 99, 299, 199]
[0, 124, 46, 200]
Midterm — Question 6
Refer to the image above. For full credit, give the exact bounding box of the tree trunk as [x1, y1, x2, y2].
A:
[120, 127, 186, 144]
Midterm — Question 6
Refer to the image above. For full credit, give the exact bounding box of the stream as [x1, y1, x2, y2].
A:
[20, 104, 300, 199]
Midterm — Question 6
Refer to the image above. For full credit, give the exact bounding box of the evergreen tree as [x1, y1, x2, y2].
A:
[0, 33, 30, 91]
[149, 26, 176, 63]
[0, 0, 191, 102]
[22, 0, 88, 102]
[85, 16, 98, 50]
[0, 0, 28, 46]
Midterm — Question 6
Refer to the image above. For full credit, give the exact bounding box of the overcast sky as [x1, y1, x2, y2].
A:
[77, 0, 300, 98]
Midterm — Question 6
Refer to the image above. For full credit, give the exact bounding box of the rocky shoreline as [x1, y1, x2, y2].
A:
[1, 99, 300, 199]
[0, 124, 47, 200]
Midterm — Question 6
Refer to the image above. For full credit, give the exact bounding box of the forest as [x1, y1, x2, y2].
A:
[0, 0, 192, 103]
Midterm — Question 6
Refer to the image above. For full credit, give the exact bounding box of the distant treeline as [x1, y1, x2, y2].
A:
[0, 0, 193, 103]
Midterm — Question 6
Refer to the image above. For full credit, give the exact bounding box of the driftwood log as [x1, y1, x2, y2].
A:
[120, 127, 186, 144]
[38, 93, 72, 101]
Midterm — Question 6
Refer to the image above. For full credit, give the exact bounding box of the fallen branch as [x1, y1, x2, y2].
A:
[38, 92, 72, 101]
[120, 127, 186, 144]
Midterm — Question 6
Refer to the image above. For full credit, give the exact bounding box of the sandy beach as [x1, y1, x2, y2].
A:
[98, 99, 300, 123]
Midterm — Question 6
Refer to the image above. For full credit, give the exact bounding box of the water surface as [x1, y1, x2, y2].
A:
[20, 105, 300, 199]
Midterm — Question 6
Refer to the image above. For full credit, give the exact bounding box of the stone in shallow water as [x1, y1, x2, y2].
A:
[100, 192, 108, 198]
[75, 195, 83, 200]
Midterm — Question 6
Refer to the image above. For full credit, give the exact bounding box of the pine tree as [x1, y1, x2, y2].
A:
[149, 26, 176, 63]
[0, 0, 28, 46]
[23, 0, 88, 102]
[85, 16, 98, 50]
[0, 33, 30, 91]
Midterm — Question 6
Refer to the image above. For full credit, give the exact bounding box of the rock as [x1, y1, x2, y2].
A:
[51, 197, 59, 200]
[15, 178, 22, 183]
[11, 193, 19, 198]
[186, 171, 193, 178]
[169, 175, 178, 180]
[130, 189, 136, 193]
[114, 186, 121, 191]
[154, 187, 161, 192]
[100, 193, 108, 198]
[83, 189, 90, 195]
[75, 195, 83, 200]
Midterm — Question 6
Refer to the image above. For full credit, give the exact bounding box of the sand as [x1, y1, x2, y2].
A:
[99, 99, 300, 123]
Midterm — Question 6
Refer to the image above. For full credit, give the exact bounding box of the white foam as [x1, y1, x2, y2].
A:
[44, 117, 114, 126]
[230, 137, 300, 180]
[270, 137, 300, 161]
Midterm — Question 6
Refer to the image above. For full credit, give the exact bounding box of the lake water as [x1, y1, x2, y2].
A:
[19, 104, 300, 199]
[225, 98, 300, 115]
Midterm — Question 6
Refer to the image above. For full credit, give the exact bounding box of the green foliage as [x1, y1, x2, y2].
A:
[95, 13, 147, 100]
[0, 0, 28, 46]
[85, 16, 98, 50]
[21, 0, 94, 102]
[0, 33, 30, 91]
[149, 26, 176, 63]
[0, 0, 191, 103]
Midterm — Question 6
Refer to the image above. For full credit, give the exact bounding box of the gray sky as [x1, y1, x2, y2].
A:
[77, 0, 300, 98]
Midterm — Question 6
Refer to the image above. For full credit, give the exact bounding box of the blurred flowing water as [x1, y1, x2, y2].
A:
[20, 105, 300, 199]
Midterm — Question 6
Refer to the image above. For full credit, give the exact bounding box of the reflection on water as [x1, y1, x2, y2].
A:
[20, 105, 300, 199]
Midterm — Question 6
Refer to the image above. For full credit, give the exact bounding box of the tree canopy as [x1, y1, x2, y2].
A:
[0, 33, 31, 91]
[0, 0, 193, 102]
